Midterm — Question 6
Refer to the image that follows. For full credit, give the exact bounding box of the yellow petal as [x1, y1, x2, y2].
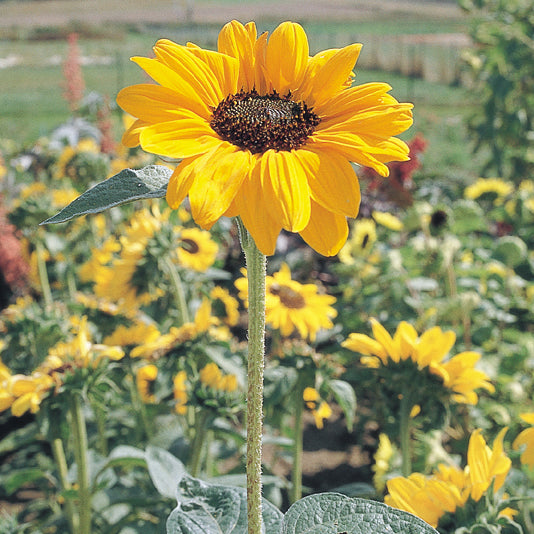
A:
[294, 148, 360, 217]
[166, 157, 198, 209]
[265, 22, 309, 95]
[342, 333, 388, 360]
[263, 150, 311, 232]
[298, 200, 348, 256]
[371, 318, 398, 362]
[300, 43, 362, 107]
[131, 57, 211, 119]
[121, 118, 148, 148]
[232, 158, 283, 255]
[189, 145, 250, 228]
[139, 119, 221, 159]
[117, 84, 204, 123]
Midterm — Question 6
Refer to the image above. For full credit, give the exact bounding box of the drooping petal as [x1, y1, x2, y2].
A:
[139, 119, 221, 159]
[265, 22, 309, 95]
[189, 145, 250, 228]
[121, 118, 149, 147]
[262, 150, 311, 232]
[166, 158, 198, 209]
[298, 200, 348, 256]
[371, 318, 399, 362]
[294, 148, 360, 217]
[231, 157, 282, 255]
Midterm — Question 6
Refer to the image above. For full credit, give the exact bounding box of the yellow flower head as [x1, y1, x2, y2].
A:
[464, 177, 513, 204]
[210, 286, 240, 326]
[173, 370, 188, 414]
[373, 433, 395, 493]
[199, 362, 239, 393]
[118, 20, 413, 256]
[342, 319, 494, 405]
[338, 217, 377, 264]
[136, 364, 158, 403]
[372, 210, 404, 231]
[176, 227, 218, 272]
[513, 412, 534, 468]
[236, 263, 337, 341]
[385, 428, 512, 528]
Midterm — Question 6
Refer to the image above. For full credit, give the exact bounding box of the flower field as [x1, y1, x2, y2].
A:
[1, 2, 533, 533]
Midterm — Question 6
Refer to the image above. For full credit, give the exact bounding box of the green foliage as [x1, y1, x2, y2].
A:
[41, 165, 171, 225]
[459, 0, 534, 180]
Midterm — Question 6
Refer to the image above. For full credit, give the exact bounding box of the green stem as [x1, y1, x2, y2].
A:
[164, 256, 190, 325]
[189, 409, 210, 477]
[50, 437, 78, 534]
[69, 393, 91, 534]
[238, 219, 266, 534]
[36, 240, 53, 307]
[290, 380, 305, 504]
[94, 404, 108, 456]
[399, 392, 412, 477]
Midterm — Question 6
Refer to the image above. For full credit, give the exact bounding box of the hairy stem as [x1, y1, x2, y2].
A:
[238, 219, 266, 534]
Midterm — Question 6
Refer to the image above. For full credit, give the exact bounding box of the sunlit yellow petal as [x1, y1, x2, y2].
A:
[265, 21, 309, 94]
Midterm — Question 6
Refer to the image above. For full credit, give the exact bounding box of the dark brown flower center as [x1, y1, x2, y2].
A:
[181, 238, 199, 254]
[269, 283, 306, 309]
[210, 89, 320, 154]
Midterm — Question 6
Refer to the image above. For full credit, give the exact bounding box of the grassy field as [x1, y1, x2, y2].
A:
[0, 12, 481, 180]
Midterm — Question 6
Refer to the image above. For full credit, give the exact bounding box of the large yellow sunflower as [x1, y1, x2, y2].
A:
[117, 20, 413, 256]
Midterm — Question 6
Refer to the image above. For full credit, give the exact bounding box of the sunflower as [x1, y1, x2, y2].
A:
[342, 319, 494, 406]
[117, 20, 413, 256]
[176, 227, 218, 272]
[136, 364, 158, 403]
[464, 177, 513, 204]
[385, 428, 512, 528]
[235, 263, 337, 341]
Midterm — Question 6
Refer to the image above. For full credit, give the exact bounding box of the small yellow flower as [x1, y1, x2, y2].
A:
[210, 286, 240, 326]
[199, 362, 223, 389]
[173, 370, 188, 414]
[103, 321, 161, 347]
[118, 20, 412, 256]
[312, 401, 332, 429]
[136, 364, 158, 403]
[513, 412, 534, 468]
[236, 263, 337, 341]
[373, 433, 395, 493]
[338, 218, 377, 264]
[372, 210, 403, 231]
[176, 227, 218, 272]
[303, 386, 320, 409]
[464, 177, 513, 204]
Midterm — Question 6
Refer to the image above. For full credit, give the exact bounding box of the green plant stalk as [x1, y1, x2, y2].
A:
[189, 409, 209, 477]
[35, 239, 53, 307]
[290, 379, 305, 504]
[69, 393, 91, 534]
[94, 403, 108, 456]
[399, 392, 413, 477]
[163, 256, 190, 326]
[238, 219, 266, 534]
[127, 362, 153, 442]
[50, 437, 78, 534]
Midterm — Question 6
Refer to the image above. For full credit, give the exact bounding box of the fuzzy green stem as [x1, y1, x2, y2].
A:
[36, 240, 53, 307]
[399, 392, 413, 477]
[163, 256, 190, 325]
[69, 393, 91, 534]
[50, 437, 78, 534]
[290, 380, 305, 503]
[238, 219, 266, 534]
[189, 409, 210, 477]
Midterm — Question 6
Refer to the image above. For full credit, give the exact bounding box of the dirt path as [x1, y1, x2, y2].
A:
[0, 0, 463, 28]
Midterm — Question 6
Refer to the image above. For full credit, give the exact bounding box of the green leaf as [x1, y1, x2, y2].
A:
[281, 493, 438, 534]
[146, 446, 187, 499]
[451, 199, 487, 234]
[166, 475, 283, 534]
[493, 236, 527, 267]
[40, 165, 172, 225]
[327, 379, 357, 432]
[4, 468, 47, 495]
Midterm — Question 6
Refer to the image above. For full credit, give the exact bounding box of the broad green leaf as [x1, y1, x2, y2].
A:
[282, 493, 438, 534]
[327, 379, 357, 432]
[146, 446, 187, 499]
[4, 468, 47, 495]
[40, 165, 172, 225]
[166, 475, 283, 534]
